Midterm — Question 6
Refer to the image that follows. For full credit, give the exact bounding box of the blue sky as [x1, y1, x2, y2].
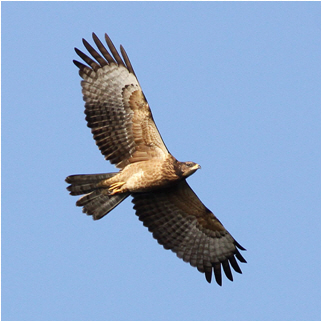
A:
[2, 1, 320, 321]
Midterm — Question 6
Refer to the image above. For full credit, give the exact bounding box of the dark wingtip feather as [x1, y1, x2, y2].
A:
[104, 33, 125, 67]
[213, 263, 222, 286]
[92, 32, 115, 65]
[205, 270, 212, 283]
[222, 259, 233, 282]
[120, 45, 136, 76]
[74, 47, 83, 56]
[73, 60, 84, 69]
[234, 240, 246, 251]
[74, 47, 100, 71]
[228, 255, 242, 274]
[82, 37, 107, 67]
[82, 37, 88, 46]
[235, 248, 247, 263]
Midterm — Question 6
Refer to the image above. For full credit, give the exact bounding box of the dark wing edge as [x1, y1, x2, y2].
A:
[73, 33, 135, 76]
[131, 180, 246, 285]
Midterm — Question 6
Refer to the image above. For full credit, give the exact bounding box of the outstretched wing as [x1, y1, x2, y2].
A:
[132, 180, 246, 285]
[74, 33, 169, 168]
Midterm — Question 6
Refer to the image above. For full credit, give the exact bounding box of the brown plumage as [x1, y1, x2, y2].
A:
[66, 33, 246, 285]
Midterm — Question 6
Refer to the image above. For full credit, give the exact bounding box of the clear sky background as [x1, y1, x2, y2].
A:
[2, 1, 320, 321]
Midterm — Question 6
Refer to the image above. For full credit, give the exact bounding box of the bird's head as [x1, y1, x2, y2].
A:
[178, 161, 201, 178]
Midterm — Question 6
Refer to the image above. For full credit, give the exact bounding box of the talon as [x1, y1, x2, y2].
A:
[108, 182, 125, 195]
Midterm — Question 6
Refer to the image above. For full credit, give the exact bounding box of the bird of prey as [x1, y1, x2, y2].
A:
[66, 33, 246, 285]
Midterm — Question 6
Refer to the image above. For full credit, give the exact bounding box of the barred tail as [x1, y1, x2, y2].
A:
[65, 173, 129, 220]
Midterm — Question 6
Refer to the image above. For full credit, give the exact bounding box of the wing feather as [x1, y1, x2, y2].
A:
[104, 33, 126, 68]
[75, 47, 100, 71]
[74, 33, 169, 168]
[132, 180, 246, 285]
[82, 38, 108, 67]
[92, 33, 115, 64]
[120, 45, 136, 76]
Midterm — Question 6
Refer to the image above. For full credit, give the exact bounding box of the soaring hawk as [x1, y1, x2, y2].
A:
[66, 33, 246, 285]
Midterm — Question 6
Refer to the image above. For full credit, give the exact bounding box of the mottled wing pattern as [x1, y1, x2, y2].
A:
[74, 33, 169, 168]
[132, 180, 246, 285]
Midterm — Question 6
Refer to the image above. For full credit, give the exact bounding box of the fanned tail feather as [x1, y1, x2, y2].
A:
[66, 173, 117, 195]
[65, 173, 129, 220]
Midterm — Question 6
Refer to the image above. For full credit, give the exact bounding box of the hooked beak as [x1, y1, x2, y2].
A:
[192, 163, 201, 171]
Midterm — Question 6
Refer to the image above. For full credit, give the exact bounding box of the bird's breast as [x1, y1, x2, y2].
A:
[123, 159, 179, 193]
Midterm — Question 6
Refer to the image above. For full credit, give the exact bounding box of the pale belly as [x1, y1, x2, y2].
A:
[121, 160, 176, 192]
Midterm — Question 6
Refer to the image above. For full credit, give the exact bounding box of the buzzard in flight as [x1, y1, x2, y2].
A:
[66, 33, 246, 285]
